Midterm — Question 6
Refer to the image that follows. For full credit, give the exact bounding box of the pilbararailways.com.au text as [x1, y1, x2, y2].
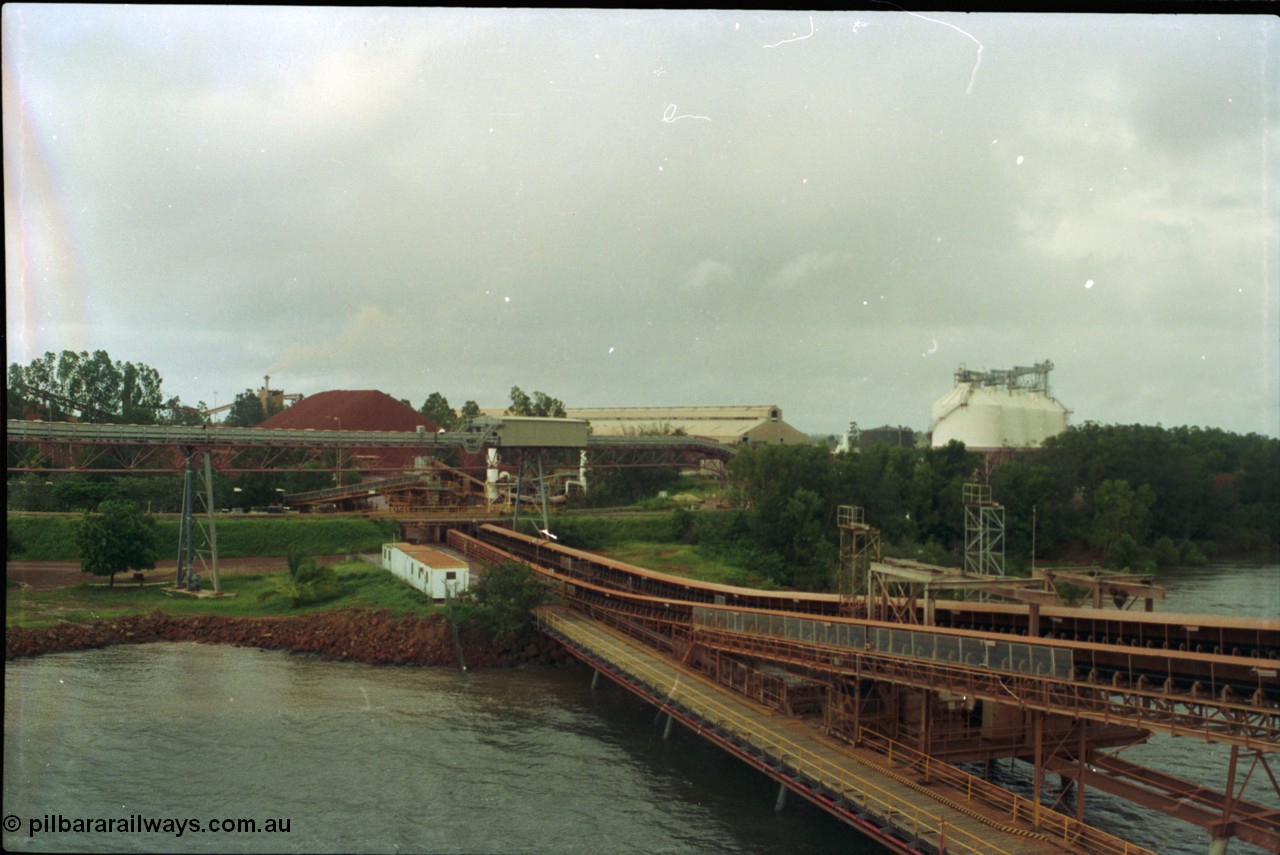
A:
[5, 813, 291, 838]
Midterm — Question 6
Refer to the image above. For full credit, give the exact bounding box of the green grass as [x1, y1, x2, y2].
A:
[8, 514, 402, 562]
[604, 541, 775, 588]
[6, 559, 442, 629]
[8, 515, 83, 561]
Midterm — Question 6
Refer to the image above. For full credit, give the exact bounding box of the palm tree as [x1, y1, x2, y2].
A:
[259, 551, 340, 607]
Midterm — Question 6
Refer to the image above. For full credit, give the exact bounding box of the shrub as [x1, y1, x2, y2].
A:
[257, 551, 340, 607]
[462, 562, 547, 638]
[1152, 536, 1181, 567]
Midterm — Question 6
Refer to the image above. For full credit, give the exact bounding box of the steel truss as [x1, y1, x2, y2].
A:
[688, 626, 1279, 751]
[462, 526, 1279, 854]
[963, 483, 1004, 579]
[837, 505, 879, 616]
[6, 419, 735, 476]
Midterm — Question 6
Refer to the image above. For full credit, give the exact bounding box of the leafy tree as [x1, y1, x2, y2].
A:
[728, 444, 839, 587]
[463, 561, 548, 637]
[420, 392, 457, 430]
[506, 386, 566, 418]
[118, 361, 164, 423]
[459, 400, 482, 421]
[909, 441, 980, 550]
[223, 389, 267, 427]
[1106, 533, 1152, 573]
[1088, 479, 1155, 555]
[76, 500, 160, 588]
[832, 444, 920, 546]
[162, 397, 208, 425]
[583, 465, 680, 507]
[507, 386, 533, 415]
[54, 476, 123, 512]
[229, 472, 288, 509]
[8, 349, 168, 423]
[989, 459, 1073, 562]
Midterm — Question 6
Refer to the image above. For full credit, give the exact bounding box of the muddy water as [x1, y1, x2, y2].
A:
[4, 561, 1276, 854]
[3, 645, 877, 854]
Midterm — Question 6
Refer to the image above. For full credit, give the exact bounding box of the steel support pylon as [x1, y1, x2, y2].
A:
[963, 483, 1005, 583]
[175, 448, 220, 593]
[837, 505, 879, 616]
[511, 449, 553, 540]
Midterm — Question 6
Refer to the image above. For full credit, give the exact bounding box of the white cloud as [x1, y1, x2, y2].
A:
[684, 259, 734, 290]
[765, 252, 853, 292]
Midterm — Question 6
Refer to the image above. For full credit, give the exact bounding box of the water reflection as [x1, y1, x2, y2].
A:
[5, 644, 876, 854]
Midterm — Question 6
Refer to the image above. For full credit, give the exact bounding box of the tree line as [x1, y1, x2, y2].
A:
[9, 351, 1277, 590]
[7, 350, 205, 425]
[417, 385, 563, 430]
[713, 423, 1278, 589]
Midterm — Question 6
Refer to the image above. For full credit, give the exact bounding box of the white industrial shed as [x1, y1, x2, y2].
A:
[565, 405, 810, 446]
[381, 543, 469, 600]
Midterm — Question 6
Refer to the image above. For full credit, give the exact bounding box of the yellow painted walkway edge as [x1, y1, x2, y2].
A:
[538, 606, 1158, 855]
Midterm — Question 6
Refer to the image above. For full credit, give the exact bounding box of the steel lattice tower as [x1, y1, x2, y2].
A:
[837, 505, 879, 616]
[963, 483, 1004, 579]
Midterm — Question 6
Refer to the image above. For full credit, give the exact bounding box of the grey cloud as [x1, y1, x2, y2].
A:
[5, 8, 1276, 436]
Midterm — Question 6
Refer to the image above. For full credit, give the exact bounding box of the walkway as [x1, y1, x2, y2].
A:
[537, 605, 1157, 855]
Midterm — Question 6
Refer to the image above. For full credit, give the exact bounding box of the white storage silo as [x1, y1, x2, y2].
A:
[929, 361, 1068, 452]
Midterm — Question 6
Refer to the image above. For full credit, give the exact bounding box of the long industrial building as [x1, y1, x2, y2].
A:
[564, 405, 809, 446]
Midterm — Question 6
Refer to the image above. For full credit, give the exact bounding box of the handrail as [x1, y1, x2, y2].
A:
[6, 418, 735, 458]
[539, 608, 1015, 855]
[855, 729, 1156, 855]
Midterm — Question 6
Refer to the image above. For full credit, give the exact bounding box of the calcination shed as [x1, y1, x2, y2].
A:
[381, 543, 469, 600]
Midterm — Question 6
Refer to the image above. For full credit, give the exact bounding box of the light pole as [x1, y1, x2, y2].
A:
[1031, 504, 1037, 574]
[327, 416, 342, 485]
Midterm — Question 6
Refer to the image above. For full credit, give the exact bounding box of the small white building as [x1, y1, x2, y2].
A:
[381, 542, 470, 600]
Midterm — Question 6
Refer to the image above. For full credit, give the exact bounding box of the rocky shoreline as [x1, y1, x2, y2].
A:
[5, 608, 575, 669]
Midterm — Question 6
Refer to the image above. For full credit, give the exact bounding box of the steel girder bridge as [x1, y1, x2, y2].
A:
[6, 418, 736, 593]
[5, 419, 733, 474]
[456, 523, 1280, 855]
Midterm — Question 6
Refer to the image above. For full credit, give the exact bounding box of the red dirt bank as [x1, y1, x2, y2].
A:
[6, 609, 573, 668]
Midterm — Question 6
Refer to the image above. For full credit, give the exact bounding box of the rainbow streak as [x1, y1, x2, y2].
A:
[3, 39, 90, 365]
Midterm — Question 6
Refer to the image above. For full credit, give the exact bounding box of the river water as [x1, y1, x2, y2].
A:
[4, 561, 1277, 855]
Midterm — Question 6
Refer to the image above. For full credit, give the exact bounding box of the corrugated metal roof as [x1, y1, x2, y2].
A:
[567, 405, 782, 420]
[583, 419, 755, 438]
[386, 543, 467, 568]
[479, 405, 808, 445]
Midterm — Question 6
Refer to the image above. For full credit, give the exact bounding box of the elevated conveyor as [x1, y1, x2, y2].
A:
[538, 606, 1155, 855]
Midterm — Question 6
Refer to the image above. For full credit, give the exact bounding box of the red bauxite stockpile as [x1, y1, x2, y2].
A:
[6, 609, 572, 668]
[256, 390, 441, 470]
[257, 389, 439, 432]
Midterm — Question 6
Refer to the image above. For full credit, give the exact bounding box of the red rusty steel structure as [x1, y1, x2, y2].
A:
[9, 419, 1277, 850]
[468, 525, 1278, 663]
[5, 419, 734, 475]
[455, 524, 1280, 854]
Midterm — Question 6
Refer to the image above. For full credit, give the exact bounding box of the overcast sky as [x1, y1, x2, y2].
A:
[5, 7, 1277, 437]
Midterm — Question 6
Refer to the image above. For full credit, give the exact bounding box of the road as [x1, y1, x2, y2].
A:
[6, 557, 350, 590]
